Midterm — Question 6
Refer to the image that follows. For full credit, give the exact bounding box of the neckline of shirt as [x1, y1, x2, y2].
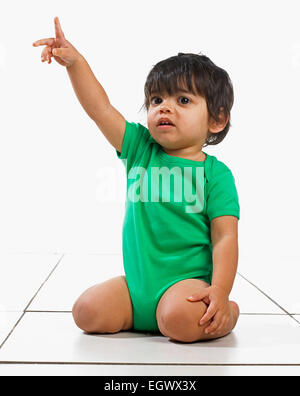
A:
[158, 147, 209, 166]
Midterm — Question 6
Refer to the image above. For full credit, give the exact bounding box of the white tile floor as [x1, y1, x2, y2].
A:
[0, 252, 300, 376]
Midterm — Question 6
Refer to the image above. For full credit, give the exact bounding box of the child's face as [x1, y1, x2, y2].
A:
[147, 89, 214, 152]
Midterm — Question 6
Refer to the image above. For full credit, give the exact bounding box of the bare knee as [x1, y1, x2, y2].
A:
[72, 298, 99, 333]
[157, 302, 208, 343]
[72, 297, 117, 333]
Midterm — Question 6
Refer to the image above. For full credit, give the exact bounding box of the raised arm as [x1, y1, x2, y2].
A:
[66, 56, 126, 152]
[33, 17, 126, 152]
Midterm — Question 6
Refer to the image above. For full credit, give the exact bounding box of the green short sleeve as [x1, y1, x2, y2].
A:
[206, 166, 240, 221]
[116, 120, 153, 171]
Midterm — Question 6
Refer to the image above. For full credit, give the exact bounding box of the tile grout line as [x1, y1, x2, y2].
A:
[0, 251, 122, 256]
[0, 253, 65, 351]
[0, 361, 300, 366]
[0, 312, 26, 350]
[23, 253, 65, 312]
[237, 272, 300, 325]
[26, 310, 73, 313]
[23, 310, 298, 316]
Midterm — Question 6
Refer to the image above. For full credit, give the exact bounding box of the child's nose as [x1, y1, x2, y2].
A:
[160, 101, 174, 112]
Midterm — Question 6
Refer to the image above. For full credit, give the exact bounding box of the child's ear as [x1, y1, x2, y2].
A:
[208, 107, 229, 134]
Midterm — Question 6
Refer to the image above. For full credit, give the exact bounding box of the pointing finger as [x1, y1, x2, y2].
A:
[54, 16, 65, 39]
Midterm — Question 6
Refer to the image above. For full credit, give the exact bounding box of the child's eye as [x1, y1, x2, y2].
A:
[150, 96, 162, 105]
[179, 96, 190, 104]
[150, 96, 190, 105]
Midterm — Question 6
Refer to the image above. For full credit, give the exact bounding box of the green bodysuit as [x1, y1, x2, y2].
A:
[116, 121, 240, 332]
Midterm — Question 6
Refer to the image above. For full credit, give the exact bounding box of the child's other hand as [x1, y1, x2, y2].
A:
[32, 16, 83, 67]
[186, 285, 231, 335]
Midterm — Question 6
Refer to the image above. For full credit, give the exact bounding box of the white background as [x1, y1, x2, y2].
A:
[0, 0, 299, 264]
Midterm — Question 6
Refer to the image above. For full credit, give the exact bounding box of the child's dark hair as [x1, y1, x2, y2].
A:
[140, 52, 234, 147]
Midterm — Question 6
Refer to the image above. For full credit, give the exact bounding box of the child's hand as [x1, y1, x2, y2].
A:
[32, 16, 83, 67]
[186, 285, 231, 335]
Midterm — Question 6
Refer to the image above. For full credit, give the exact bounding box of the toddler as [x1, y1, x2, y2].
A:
[33, 17, 240, 343]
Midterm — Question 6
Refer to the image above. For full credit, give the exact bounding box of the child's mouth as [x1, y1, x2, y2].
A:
[158, 125, 175, 130]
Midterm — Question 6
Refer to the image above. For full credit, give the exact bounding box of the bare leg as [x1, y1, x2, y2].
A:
[72, 275, 133, 333]
[156, 278, 239, 343]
